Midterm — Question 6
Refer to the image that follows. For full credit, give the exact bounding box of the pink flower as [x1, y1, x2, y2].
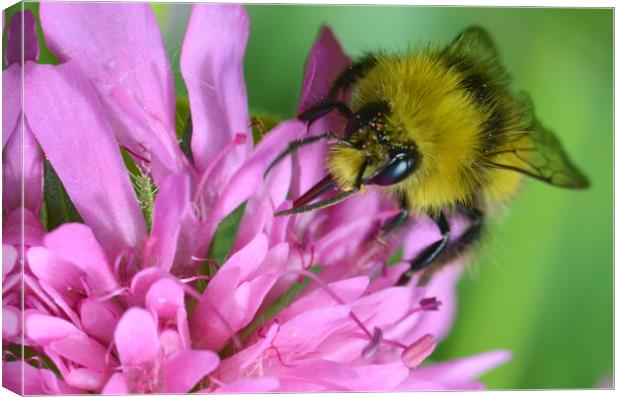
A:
[3, 3, 511, 393]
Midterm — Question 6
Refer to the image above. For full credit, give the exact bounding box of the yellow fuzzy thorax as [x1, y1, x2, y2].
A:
[327, 51, 525, 214]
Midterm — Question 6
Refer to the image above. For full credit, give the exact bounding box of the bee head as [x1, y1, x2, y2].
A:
[328, 133, 419, 190]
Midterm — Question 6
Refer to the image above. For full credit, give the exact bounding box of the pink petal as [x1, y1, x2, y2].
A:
[293, 26, 350, 197]
[2, 306, 20, 339]
[213, 377, 280, 393]
[3, 120, 43, 214]
[48, 333, 108, 372]
[101, 373, 128, 394]
[409, 264, 461, 342]
[275, 359, 356, 391]
[129, 267, 168, 307]
[24, 311, 79, 344]
[3, 361, 81, 395]
[3, 208, 45, 248]
[193, 273, 276, 351]
[276, 305, 351, 353]
[79, 298, 122, 344]
[2, 64, 20, 147]
[217, 323, 278, 382]
[149, 172, 190, 272]
[261, 241, 290, 271]
[238, 273, 278, 326]
[43, 223, 117, 294]
[39, 2, 181, 183]
[2, 244, 17, 279]
[27, 246, 84, 302]
[162, 349, 219, 393]
[64, 368, 105, 391]
[209, 119, 306, 231]
[159, 329, 183, 357]
[180, 4, 251, 178]
[298, 26, 349, 113]
[145, 278, 185, 319]
[233, 155, 292, 250]
[207, 233, 269, 298]
[114, 307, 160, 366]
[279, 276, 369, 321]
[347, 362, 410, 391]
[352, 286, 413, 328]
[24, 62, 146, 259]
[5, 10, 39, 66]
[414, 349, 512, 385]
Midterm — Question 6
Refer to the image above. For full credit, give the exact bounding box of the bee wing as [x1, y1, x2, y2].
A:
[488, 93, 590, 188]
[450, 26, 499, 56]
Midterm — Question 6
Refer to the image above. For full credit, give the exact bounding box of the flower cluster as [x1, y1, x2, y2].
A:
[2, 3, 509, 394]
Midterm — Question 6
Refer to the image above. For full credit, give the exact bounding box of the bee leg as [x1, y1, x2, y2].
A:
[416, 206, 484, 286]
[381, 196, 410, 237]
[451, 204, 484, 253]
[397, 212, 450, 286]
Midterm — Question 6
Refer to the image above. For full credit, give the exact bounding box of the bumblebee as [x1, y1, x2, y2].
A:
[269, 27, 589, 285]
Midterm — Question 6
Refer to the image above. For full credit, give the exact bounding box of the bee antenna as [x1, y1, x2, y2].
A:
[264, 132, 352, 178]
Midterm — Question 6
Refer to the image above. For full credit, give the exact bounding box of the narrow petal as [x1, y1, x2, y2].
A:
[39, 3, 181, 182]
[48, 333, 108, 372]
[279, 276, 369, 321]
[347, 362, 409, 391]
[24, 62, 146, 258]
[297, 26, 349, 113]
[2, 64, 20, 147]
[234, 153, 292, 250]
[414, 350, 512, 384]
[114, 307, 160, 366]
[5, 10, 39, 66]
[162, 350, 219, 393]
[208, 233, 269, 297]
[217, 323, 278, 382]
[180, 3, 251, 179]
[294, 26, 350, 197]
[149, 172, 190, 272]
[24, 311, 79, 345]
[276, 305, 351, 353]
[209, 120, 306, 228]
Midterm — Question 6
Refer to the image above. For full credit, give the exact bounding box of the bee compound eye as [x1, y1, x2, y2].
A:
[367, 149, 418, 186]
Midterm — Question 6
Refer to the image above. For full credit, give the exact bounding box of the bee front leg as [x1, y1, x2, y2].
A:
[397, 211, 450, 286]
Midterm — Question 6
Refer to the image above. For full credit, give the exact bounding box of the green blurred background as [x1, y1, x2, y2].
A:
[6, 2, 613, 390]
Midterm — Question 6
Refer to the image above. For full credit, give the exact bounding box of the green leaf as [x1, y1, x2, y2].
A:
[43, 159, 82, 230]
[207, 203, 246, 267]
